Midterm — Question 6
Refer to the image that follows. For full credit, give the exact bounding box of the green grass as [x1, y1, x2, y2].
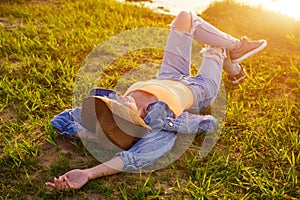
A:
[0, 0, 299, 199]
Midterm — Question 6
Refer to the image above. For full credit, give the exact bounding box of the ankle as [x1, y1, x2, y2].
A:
[227, 63, 241, 76]
[233, 40, 243, 50]
[223, 56, 241, 75]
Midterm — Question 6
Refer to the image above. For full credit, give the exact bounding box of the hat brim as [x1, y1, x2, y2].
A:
[81, 96, 151, 150]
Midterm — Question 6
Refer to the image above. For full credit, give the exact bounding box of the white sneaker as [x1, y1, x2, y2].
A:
[230, 36, 267, 63]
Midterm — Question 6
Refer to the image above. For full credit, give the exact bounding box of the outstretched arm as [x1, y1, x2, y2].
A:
[46, 129, 124, 190]
[46, 156, 124, 190]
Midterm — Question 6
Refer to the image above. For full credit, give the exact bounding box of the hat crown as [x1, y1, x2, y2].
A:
[81, 96, 151, 150]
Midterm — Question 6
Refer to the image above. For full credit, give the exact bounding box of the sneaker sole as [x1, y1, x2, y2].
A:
[229, 73, 247, 85]
[232, 40, 267, 63]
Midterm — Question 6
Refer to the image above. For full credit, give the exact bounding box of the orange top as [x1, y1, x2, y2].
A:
[124, 79, 194, 116]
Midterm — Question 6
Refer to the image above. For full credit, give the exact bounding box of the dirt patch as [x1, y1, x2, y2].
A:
[0, 18, 22, 30]
[0, 108, 16, 121]
[36, 136, 191, 197]
[38, 137, 93, 170]
[0, 18, 9, 26]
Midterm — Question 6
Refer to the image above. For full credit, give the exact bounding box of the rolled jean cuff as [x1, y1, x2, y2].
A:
[50, 108, 86, 139]
[116, 151, 145, 172]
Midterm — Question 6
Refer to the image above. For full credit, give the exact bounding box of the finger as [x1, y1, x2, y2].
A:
[63, 184, 70, 191]
[58, 175, 65, 182]
[59, 176, 72, 191]
[54, 177, 64, 191]
[45, 182, 56, 189]
[64, 176, 76, 189]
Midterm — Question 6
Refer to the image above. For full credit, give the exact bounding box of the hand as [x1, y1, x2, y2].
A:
[46, 169, 89, 191]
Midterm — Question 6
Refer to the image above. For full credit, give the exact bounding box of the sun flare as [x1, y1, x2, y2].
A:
[273, 0, 300, 20]
[239, 0, 300, 20]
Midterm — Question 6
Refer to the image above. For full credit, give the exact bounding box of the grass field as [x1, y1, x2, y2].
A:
[0, 0, 299, 199]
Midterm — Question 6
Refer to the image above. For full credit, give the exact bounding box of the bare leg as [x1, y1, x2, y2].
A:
[172, 11, 192, 33]
[223, 51, 242, 75]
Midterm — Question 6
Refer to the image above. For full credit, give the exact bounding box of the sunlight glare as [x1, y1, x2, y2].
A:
[239, 0, 300, 20]
[273, 0, 300, 20]
[118, 0, 300, 21]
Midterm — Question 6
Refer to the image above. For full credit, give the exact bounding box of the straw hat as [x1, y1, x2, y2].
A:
[81, 96, 151, 150]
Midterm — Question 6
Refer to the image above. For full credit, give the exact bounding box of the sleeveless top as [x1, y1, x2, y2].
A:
[124, 79, 194, 116]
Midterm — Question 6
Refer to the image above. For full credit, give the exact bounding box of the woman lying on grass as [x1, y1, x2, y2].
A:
[46, 11, 267, 191]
